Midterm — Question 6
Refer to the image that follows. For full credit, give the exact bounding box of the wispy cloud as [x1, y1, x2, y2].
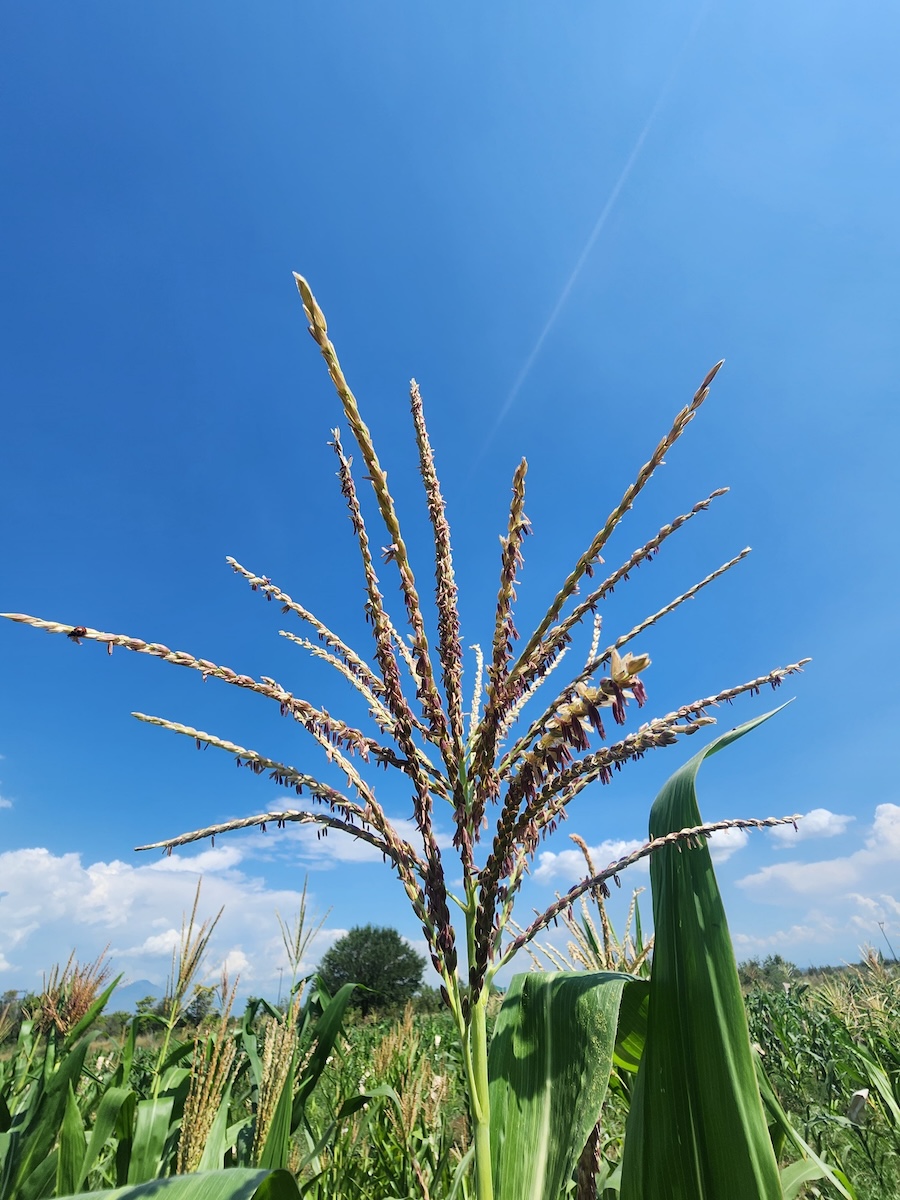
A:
[534, 838, 647, 884]
[481, 1, 712, 454]
[734, 804, 900, 957]
[767, 807, 854, 846]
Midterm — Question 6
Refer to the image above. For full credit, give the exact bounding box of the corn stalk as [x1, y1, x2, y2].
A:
[2, 274, 809, 1198]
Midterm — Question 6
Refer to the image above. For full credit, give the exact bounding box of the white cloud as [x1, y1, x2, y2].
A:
[0, 794, 12, 810]
[0, 844, 335, 993]
[733, 804, 900, 959]
[732, 919, 840, 954]
[708, 826, 749, 863]
[152, 845, 245, 873]
[534, 824, 754, 883]
[768, 808, 854, 846]
[120, 929, 182, 958]
[534, 839, 647, 884]
[738, 804, 900, 901]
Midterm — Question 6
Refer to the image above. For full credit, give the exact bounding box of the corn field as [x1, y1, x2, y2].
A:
[1, 886, 898, 1200]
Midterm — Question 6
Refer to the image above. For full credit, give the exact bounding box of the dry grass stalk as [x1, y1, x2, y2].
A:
[371, 1004, 450, 1200]
[524, 836, 653, 975]
[176, 972, 238, 1173]
[28, 948, 111, 1036]
[251, 1005, 299, 1164]
[276, 877, 329, 995]
[165, 881, 223, 1022]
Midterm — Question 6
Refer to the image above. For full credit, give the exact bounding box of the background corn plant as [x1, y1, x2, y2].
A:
[3, 275, 809, 1198]
[0, 898, 363, 1200]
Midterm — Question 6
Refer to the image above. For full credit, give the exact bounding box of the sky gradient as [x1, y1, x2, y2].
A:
[2, 1, 900, 997]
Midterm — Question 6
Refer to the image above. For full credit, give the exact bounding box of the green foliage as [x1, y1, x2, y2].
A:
[317, 928, 425, 1017]
[55, 1169, 300, 1200]
[745, 958, 900, 1198]
[488, 971, 643, 1200]
[621, 714, 783, 1200]
[738, 954, 797, 991]
[0, 956, 361, 1198]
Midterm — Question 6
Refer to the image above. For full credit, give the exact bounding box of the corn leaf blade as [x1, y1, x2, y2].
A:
[620, 711, 784, 1200]
[488, 969, 635, 1200]
[127, 1097, 175, 1184]
[55, 1084, 85, 1198]
[56, 1167, 300, 1200]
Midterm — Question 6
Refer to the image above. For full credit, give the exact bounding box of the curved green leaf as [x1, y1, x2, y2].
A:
[127, 1097, 174, 1184]
[621, 711, 784, 1200]
[55, 1084, 84, 1197]
[78, 1087, 133, 1190]
[56, 1167, 300, 1200]
[488, 969, 635, 1200]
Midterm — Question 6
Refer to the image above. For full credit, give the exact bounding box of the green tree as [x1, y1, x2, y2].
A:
[318, 926, 426, 1015]
[182, 983, 216, 1028]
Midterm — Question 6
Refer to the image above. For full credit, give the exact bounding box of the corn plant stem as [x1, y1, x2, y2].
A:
[153, 1012, 179, 1101]
[470, 993, 494, 1200]
[462, 885, 494, 1200]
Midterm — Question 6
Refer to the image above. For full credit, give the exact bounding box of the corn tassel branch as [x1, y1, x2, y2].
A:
[2, 273, 810, 1200]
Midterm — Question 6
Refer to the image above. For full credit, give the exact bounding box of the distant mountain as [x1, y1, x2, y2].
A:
[106, 979, 162, 1013]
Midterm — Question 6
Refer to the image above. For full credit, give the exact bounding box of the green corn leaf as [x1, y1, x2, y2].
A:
[55, 1083, 85, 1198]
[56, 1166, 300, 1200]
[488, 969, 636, 1200]
[4, 1036, 91, 1200]
[113, 1093, 137, 1187]
[291, 982, 356, 1121]
[620, 711, 785, 1200]
[111, 1022, 137, 1091]
[17, 1149, 57, 1200]
[611, 980, 649, 1074]
[849, 1045, 900, 1126]
[127, 1097, 175, 1184]
[78, 1087, 133, 1191]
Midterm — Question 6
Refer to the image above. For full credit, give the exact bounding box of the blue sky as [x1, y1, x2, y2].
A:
[2, 1, 900, 997]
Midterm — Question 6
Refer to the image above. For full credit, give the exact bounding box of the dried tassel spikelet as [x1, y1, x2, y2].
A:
[227, 555, 384, 697]
[469, 459, 531, 830]
[410, 379, 465, 759]
[517, 488, 729, 687]
[500, 548, 752, 780]
[507, 361, 723, 689]
[295, 273, 450, 754]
